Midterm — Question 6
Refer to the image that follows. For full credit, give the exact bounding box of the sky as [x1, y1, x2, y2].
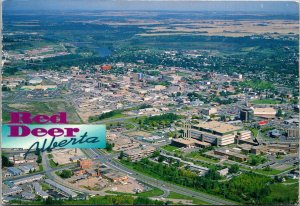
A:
[2, 0, 299, 14]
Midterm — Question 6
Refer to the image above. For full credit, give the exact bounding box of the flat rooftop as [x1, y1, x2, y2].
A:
[173, 138, 211, 146]
[194, 121, 242, 134]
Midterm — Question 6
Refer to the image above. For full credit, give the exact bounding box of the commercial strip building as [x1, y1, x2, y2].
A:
[33, 182, 49, 199]
[183, 121, 251, 146]
[44, 179, 77, 198]
[3, 186, 23, 196]
[12, 174, 44, 185]
[251, 143, 298, 155]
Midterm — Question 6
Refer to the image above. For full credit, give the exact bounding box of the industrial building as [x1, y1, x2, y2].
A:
[18, 165, 35, 174]
[183, 121, 244, 146]
[7, 167, 22, 176]
[78, 159, 93, 169]
[123, 146, 156, 162]
[44, 179, 77, 198]
[252, 107, 276, 119]
[214, 149, 248, 162]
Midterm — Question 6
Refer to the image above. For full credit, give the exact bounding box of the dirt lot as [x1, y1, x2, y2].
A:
[126, 131, 152, 138]
[75, 177, 108, 191]
[103, 178, 145, 194]
[52, 149, 85, 165]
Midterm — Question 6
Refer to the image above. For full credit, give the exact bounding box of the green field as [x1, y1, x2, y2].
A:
[38, 165, 44, 172]
[251, 99, 281, 104]
[249, 128, 259, 137]
[49, 159, 59, 168]
[255, 166, 295, 176]
[167, 192, 210, 205]
[106, 187, 164, 198]
[254, 168, 282, 175]
[161, 145, 179, 152]
[185, 152, 218, 163]
[9, 195, 167, 205]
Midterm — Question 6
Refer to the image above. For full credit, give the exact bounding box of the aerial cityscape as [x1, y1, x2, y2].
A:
[1, 0, 299, 205]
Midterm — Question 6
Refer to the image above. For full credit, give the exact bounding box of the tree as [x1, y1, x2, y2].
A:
[229, 164, 239, 174]
[220, 115, 226, 122]
[151, 150, 160, 158]
[59, 170, 73, 178]
[158, 156, 165, 163]
[106, 143, 114, 152]
[2, 155, 14, 167]
[119, 151, 124, 160]
[276, 108, 283, 118]
[36, 155, 42, 164]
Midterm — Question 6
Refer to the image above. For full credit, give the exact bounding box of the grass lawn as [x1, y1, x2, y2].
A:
[89, 113, 126, 122]
[251, 99, 281, 105]
[167, 191, 210, 205]
[254, 166, 295, 176]
[109, 113, 126, 119]
[254, 168, 282, 175]
[161, 145, 179, 152]
[38, 165, 44, 172]
[249, 128, 259, 137]
[49, 159, 59, 168]
[125, 123, 135, 130]
[284, 178, 299, 184]
[185, 152, 218, 163]
[41, 182, 51, 191]
[106, 187, 164, 198]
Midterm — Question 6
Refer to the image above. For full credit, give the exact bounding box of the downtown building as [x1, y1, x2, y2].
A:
[182, 121, 251, 146]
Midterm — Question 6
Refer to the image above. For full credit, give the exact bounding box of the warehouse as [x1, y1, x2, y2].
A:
[7, 167, 22, 176]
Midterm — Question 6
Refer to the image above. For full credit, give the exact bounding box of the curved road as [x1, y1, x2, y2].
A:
[93, 149, 236, 205]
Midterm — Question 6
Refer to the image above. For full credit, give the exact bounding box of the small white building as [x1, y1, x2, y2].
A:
[218, 168, 229, 176]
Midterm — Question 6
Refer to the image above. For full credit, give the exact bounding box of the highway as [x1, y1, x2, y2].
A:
[87, 148, 236, 205]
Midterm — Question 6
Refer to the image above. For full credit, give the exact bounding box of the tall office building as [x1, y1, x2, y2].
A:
[240, 108, 254, 121]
